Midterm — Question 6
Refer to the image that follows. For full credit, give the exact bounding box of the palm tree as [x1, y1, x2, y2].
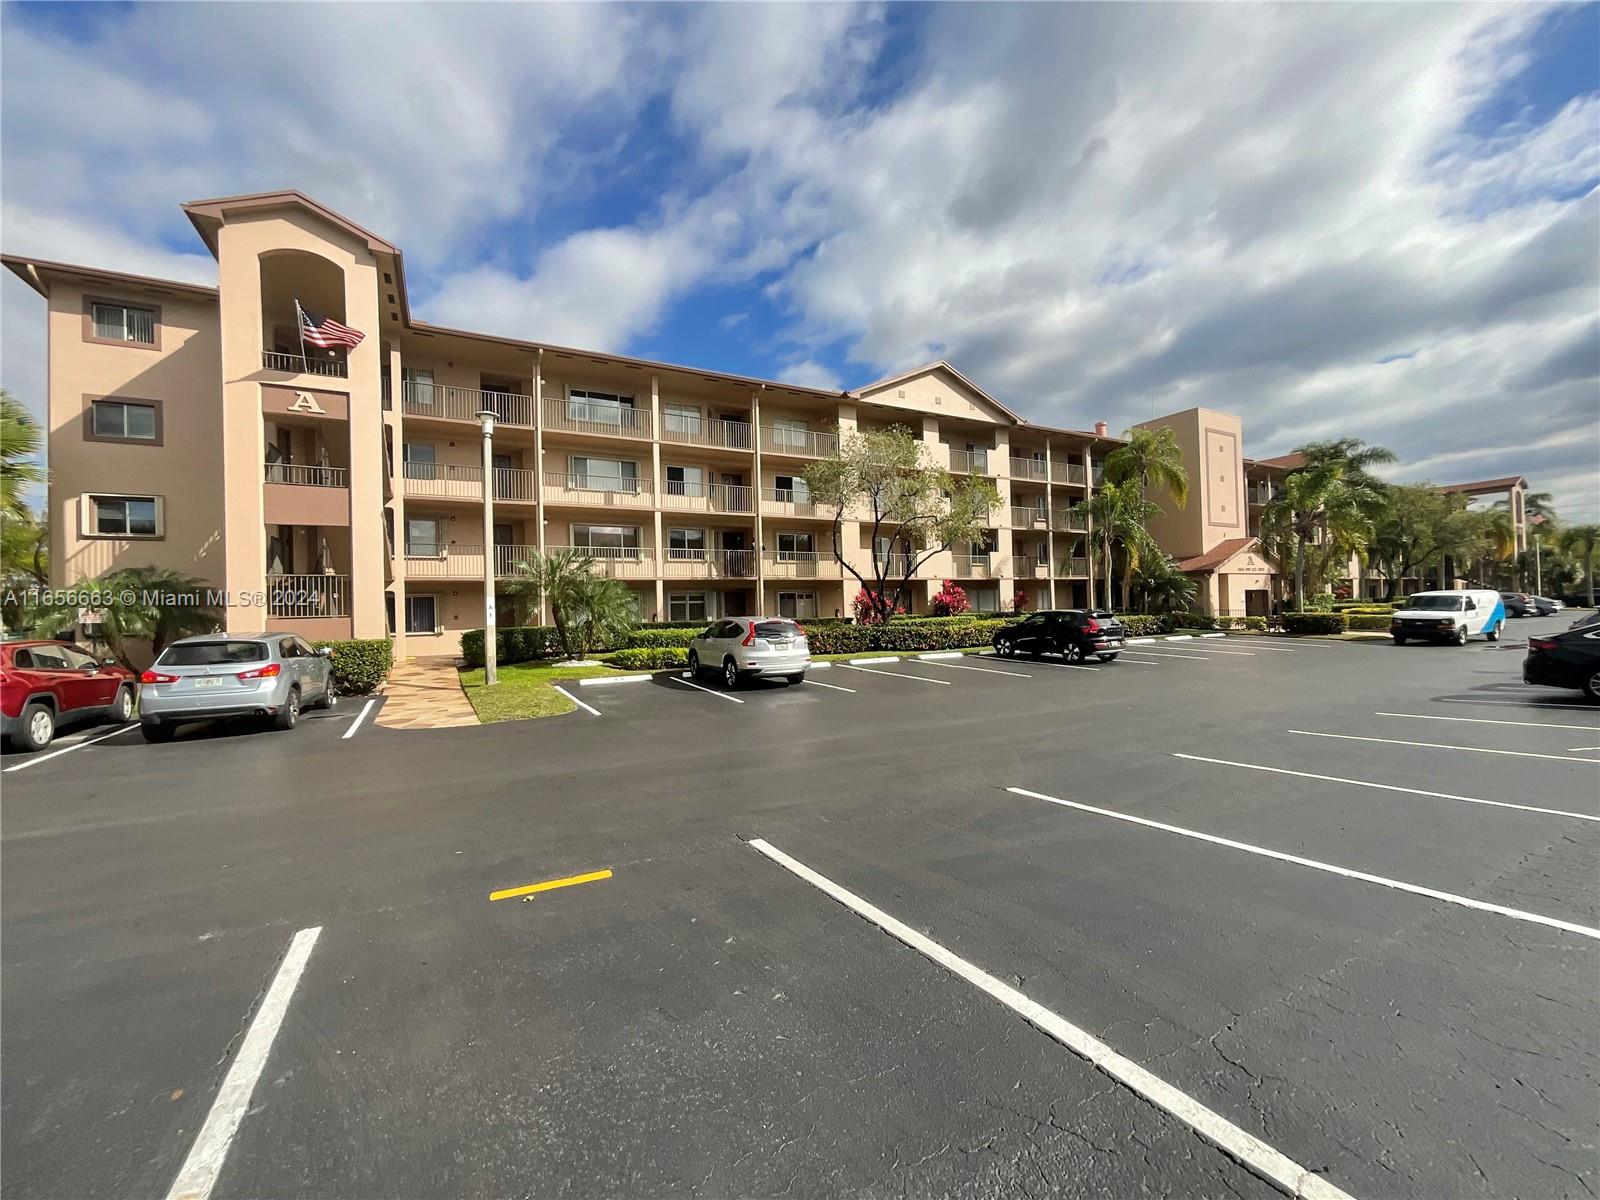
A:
[1560, 524, 1599, 607]
[26, 566, 221, 668]
[504, 548, 638, 659]
[1103, 426, 1189, 510]
[1069, 481, 1160, 610]
[1, 389, 47, 524]
[1295, 438, 1397, 499]
[1133, 554, 1198, 613]
[1258, 463, 1374, 610]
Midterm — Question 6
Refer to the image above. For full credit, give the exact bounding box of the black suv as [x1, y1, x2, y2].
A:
[993, 609, 1125, 663]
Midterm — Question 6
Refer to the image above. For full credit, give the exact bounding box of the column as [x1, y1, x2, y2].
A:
[533, 349, 549, 626]
[388, 341, 408, 658]
[751, 386, 765, 614]
[992, 426, 1014, 611]
[1083, 444, 1097, 609]
[650, 373, 664, 622]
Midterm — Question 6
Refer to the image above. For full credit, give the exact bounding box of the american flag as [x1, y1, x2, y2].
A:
[296, 300, 365, 350]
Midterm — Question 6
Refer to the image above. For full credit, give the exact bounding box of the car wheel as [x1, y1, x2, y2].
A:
[722, 658, 740, 690]
[109, 685, 135, 722]
[1062, 642, 1084, 662]
[140, 718, 175, 743]
[18, 702, 55, 752]
[274, 687, 301, 731]
[1392, 635, 1406, 646]
[1486, 620, 1503, 642]
[321, 684, 338, 711]
[1096, 653, 1118, 663]
[688, 650, 701, 677]
[993, 635, 1013, 657]
[1583, 670, 1600, 703]
[786, 673, 806, 686]
[1454, 625, 1468, 646]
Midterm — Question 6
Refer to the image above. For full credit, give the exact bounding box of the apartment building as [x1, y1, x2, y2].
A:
[11, 190, 1189, 657]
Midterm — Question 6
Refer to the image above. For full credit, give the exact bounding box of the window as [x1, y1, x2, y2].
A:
[157, 641, 268, 666]
[668, 528, 706, 560]
[405, 595, 438, 634]
[403, 443, 436, 479]
[87, 300, 156, 346]
[570, 456, 637, 492]
[89, 495, 160, 537]
[664, 402, 702, 437]
[776, 531, 813, 560]
[773, 474, 810, 503]
[573, 525, 640, 556]
[87, 398, 160, 443]
[777, 591, 818, 619]
[771, 417, 809, 450]
[665, 465, 704, 496]
[407, 518, 443, 556]
[669, 592, 708, 622]
[567, 388, 634, 423]
[402, 367, 436, 406]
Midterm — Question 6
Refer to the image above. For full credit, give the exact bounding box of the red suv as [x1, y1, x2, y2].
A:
[1, 640, 138, 752]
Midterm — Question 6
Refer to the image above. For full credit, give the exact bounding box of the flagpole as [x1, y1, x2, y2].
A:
[294, 299, 308, 370]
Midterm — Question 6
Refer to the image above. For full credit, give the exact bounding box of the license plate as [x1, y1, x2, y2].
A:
[770, 640, 792, 650]
[193, 677, 224, 688]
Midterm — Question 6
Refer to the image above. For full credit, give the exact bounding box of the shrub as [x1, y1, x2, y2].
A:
[1244, 616, 1267, 632]
[852, 587, 905, 624]
[461, 626, 563, 668]
[807, 617, 1008, 655]
[1113, 614, 1167, 637]
[623, 628, 701, 649]
[606, 646, 689, 669]
[1346, 613, 1395, 632]
[1308, 592, 1336, 612]
[930, 580, 972, 616]
[1281, 611, 1347, 636]
[1335, 604, 1396, 616]
[1166, 610, 1220, 630]
[1012, 588, 1030, 614]
[311, 638, 393, 695]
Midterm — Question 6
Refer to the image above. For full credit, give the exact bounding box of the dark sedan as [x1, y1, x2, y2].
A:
[1523, 624, 1600, 703]
[993, 609, 1124, 662]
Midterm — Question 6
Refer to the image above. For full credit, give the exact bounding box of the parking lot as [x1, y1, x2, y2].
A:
[3, 616, 1596, 1199]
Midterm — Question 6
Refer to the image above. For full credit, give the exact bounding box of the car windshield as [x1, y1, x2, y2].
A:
[1406, 596, 1466, 611]
[754, 620, 801, 640]
[158, 641, 268, 665]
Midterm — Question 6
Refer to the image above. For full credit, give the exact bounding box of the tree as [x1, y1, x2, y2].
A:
[504, 548, 638, 660]
[1295, 438, 1397, 500]
[26, 566, 221, 669]
[0, 506, 49, 632]
[1103, 425, 1189, 510]
[1132, 554, 1198, 613]
[930, 580, 971, 616]
[1367, 485, 1473, 600]
[1, 388, 47, 524]
[803, 425, 1001, 622]
[1560, 525, 1599, 607]
[1068, 480, 1161, 610]
[1258, 463, 1374, 610]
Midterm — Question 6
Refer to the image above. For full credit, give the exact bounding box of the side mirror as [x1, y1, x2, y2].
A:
[316, 646, 334, 658]
[102, 657, 118, 666]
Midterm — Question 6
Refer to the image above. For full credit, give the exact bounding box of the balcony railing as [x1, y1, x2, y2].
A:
[1054, 511, 1089, 532]
[662, 548, 756, 577]
[547, 546, 656, 578]
[760, 426, 840, 458]
[1249, 484, 1281, 505]
[1051, 461, 1087, 485]
[404, 544, 485, 579]
[264, 462, 348, 488]
[1009, 457, 1048, 481]
[761, 487, 824, 517]
[659, 481, 755, 513]
[492, 467, 537, 502]
[541, 472, 654, 507]
[402, 383, 534, 428]
[262, 351, 348, 378]
[1057, 557, 1090, 577]
[267, 573, 349, 618]
[1010, 505, 1047, 528]
[662, 415, 754, 451]
[542, 398, 653, 439]
[402, 461, 483, 500]
[953, 554, 994, 579]
[949, 449, 988, 474]
[1010, 555, 1031, 578]
[880, 553, 916, 578]
[763, 551, 842, 579]
[1092, 464, 1105, 484]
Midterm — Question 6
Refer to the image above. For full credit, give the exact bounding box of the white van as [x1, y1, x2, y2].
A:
[1390, 590, 1506, 645]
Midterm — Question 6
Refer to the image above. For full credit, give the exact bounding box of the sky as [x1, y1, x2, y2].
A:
[3, 1, 1597, 522]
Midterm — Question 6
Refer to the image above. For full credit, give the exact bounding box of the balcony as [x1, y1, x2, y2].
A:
[662, 415, 753, 452]
[761, 488, 826, 518]
[763, 551, 843, 579]
[541, 472, 654, 508]
[1051, 461, 1087, 486]
[262, 350, 347, 378]
[403, 461, 482, 501]
[405, 543, 487, 580]
[542, 398, 653, 440]
[761, 427, 840, 458]
[1053, 511, 1089, 533]
[264, 461, 351, 527]
[1249, 483, 1281, 506]
[1010, 505, 1047, 529]
[267, 573, 349, 618]
[265, 462, 348, 488]
[491, 467, 537, 503]
[1092, 464, 1105, 484]
[661, 548, 756, 578]
[659, 481, 755, 514]
[547, 546, 657, 579]
[1009, 457, 1048, 482]
[402, 383, 534, 428]
[1056, 557, 1090, 578]
[949, 449, 988, 474]
[953, 554, 995, 579]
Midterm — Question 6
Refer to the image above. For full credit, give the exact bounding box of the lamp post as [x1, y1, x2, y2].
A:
[476, 408, 498, 686]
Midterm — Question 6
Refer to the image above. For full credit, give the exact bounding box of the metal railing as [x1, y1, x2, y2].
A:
[949, 449, 988, 474]
[1054, 511, 1089, 532]
[262, 350, 348, 378]
[381, 374, 393, 410]
[546, 545, 655, 578]
[1010, 555, 1032, 578]
[542, 398, 653, 439]
[541, 472, 654, 506]
[659, 481, 755, 513]
[1009, 457, 1048, 481]
[953, 554, 993, 578]
[1092, 464, 1105, 484]
[1010, 505, 1047, 527]
[1249, 484, 1281, 505]
[761, 487, 822, 517]
[492, 467, 537, 502]
[402, 460, 482, 500]
[404, 544, 483, 578]
[662, 547, 756, 577]
[267, 573, 349, 618]
[881, 553, 915, 577]
[760, 426, 839, 457]
[764, 551, 842, 578]
[661, 415, 754, 451]
[1051, 461, 1087, 485]
[1058, 557, 1090, 577]
[264, 461, 348, 488]
[402, 383, 534, 427]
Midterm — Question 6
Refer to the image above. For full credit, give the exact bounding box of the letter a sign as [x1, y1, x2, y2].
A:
[288, 391, 325, 415]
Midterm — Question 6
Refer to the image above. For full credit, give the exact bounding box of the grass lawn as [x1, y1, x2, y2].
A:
[458, 660, 626, 723]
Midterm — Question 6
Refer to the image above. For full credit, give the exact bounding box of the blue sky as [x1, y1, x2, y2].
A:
[3, 2, 1596, 520]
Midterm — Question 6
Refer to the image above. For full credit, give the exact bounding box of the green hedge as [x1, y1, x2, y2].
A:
[606, 646, 689, 669]
[461, 626, 562, 668]
[1281, 611, 1347, 635]
[1346, 613, 1395, 632]
[807, 617, 1009, 654]
[623, 628, 701, 649]
[1113, 614, 1166, 636]
[1335, 603, 1396, 615]
[311, 638, 393, 695]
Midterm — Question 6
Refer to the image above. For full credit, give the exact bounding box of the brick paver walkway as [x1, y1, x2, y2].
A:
[376, 656, 480, 730]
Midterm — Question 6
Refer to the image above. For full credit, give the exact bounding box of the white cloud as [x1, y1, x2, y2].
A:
[775, 360, 843, 392]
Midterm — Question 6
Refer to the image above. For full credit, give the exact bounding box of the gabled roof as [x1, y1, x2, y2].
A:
[181, 190, 400, 258]
[1175, 537, 1259, 575]
[1438, 476, 1526, 494]
[853, 360, 1023, 422]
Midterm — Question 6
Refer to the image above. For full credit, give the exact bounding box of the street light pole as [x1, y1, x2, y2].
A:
[477, 408, 498, 686]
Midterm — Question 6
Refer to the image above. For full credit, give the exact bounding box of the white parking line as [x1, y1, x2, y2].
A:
[3, 722, 136, 773]
[1174, 753, 1600, 823]
[341, 698, 376, 739]
[748, 838, 1356, 1200]
[803, 678, 857, 693]
[1117, 657, 1162, 666]
[1164, 646, 1256, 656]
[1437, 697, 1590, 709]
[840, 664, 952, 685]
[166, 926, 323, 1200]
[976, 653, 1098, 672]
[1287, 729, 1600, 764]
[1215, 641, 1302, 652]
[1006, 786, 1600, 940]
[669, 676, 746, 703]
[553, 685, 601, 716]
[915, 658, 1031, 677]
[1373, 711, 1600, 733]
[1123, 650, 1213, 661]
[1571, 746, 1600, 753]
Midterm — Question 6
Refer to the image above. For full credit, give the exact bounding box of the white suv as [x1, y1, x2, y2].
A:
[688, 617, 810, 688]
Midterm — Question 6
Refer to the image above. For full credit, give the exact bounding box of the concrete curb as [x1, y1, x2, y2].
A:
[848, 655, 901, 664]
[1200, 632, 1226, 639]
[1128, 637, 1155, 645]
[917, 651, 966, 660]
[577, 674, 651, 687]
[1165, 635, 1194, 642]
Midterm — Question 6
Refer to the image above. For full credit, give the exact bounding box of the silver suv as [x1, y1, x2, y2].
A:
[139, 633, 335, 741]
[687, 617, 810, 688]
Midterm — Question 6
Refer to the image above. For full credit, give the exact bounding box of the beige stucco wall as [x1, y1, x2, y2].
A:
[1138, 407, 1246, 561]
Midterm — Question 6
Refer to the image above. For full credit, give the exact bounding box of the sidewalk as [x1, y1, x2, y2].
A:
[376, 656, 480, 730]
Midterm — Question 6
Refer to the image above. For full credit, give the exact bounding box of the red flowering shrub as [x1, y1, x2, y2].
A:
[852, 587, 905, 624]
[930, 580, 971, 616]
